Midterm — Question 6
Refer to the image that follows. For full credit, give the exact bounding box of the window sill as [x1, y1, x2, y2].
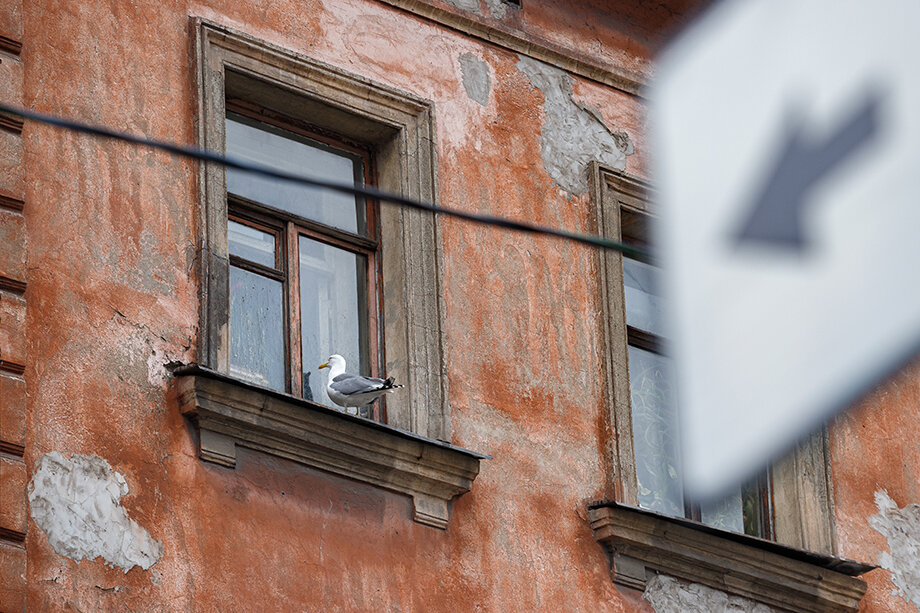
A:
[587, 501, 874, 612]
[173, 364, 488, 529]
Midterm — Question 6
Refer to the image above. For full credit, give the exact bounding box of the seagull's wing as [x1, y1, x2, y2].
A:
[330, 373, 389, 396]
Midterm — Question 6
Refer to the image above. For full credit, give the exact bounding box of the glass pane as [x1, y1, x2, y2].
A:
[623, 256, 665, 336]
[629, 344, 684, 516]
[229, 265, 285, 392]
[700, 488, 745, 533]
[298, 235, 368, 408]
[228, 220, 276, 268]
[742, 477, 767, 537]
[225, 115, 366, 234]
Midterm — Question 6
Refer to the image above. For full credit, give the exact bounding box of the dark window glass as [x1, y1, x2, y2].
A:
[223, 108, 382, 417]
[226, 114, 367, 235]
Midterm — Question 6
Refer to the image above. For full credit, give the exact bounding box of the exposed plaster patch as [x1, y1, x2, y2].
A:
[483, 0, 507, 18]
[643, 575, 778, 613]
[441, 0, 481, 12]
[28, 452, 164, 573]
[459, 53, 491, 106]
[109, 306, 191, 388]
[870, 490, 920, 610]
[441, 0, 507, 18]
[516, 56, 634, 194]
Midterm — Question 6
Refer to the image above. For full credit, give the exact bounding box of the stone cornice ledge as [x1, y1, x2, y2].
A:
[588, 502, 873, 613]
[374, 0, 646, 97]
[173, 365, 488, 529]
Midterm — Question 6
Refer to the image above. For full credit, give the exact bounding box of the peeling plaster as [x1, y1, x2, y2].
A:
[459, 53, 491, 106]
[870, 490, 920, 610]
[483, 0, 507, 18]
[441, 0, 481, 12]
[516, 56, 634, 194]
[441, 0, 507, 18]
[643, 575, 779, 613]
[28, 452, 164, 573]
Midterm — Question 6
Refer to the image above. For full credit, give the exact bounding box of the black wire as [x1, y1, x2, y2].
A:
[0, 102, 650, 259]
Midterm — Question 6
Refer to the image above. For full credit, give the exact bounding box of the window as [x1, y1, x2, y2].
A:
[224, 107, 384, 419]
[182, 19, 485, 530]
[593, 165, 836, 551]
[194, 18, 450, 440]
[617, 201, 772, 537]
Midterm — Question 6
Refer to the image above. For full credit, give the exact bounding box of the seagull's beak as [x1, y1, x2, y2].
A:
[318, 362, 328, 369]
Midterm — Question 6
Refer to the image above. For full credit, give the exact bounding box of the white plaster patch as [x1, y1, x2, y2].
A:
[516, 56, 634, 194]
[441, 0, 481, 13]
[643, 575, 779, 613]
[459, 52, 491, 107]
[28, 452, 164, 573]
[870, 490, 920, 610]
[483, 0, 507, 18]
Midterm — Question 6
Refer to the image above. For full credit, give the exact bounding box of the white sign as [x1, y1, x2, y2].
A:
[654, 0, 920, 499]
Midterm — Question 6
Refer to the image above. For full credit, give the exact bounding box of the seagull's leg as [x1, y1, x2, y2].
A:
[357, 404, 371, 419]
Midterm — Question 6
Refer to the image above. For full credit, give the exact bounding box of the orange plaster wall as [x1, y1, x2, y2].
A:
[14, 0, 915, 612]
[828, 360, 920, 613]
[18, 0, 650, 611]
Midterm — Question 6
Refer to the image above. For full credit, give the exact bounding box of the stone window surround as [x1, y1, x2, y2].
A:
[190, 18, 485, 528]
[591, 163, 839, 554]
[588, 502, 872, 613]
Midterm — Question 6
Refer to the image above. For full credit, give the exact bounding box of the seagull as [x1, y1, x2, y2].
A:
[317, 354, 403, 413]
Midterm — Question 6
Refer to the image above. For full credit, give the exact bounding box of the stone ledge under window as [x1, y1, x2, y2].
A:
[173, 365, 488, 529]
[587, 501, 874, 613]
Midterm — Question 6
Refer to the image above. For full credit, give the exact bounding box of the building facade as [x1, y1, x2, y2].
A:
[1, 1, 918, 611]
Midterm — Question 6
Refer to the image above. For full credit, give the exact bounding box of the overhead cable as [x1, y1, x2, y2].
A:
[0, 102, 649, 259]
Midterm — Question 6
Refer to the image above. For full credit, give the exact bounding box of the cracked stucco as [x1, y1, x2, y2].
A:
[516, 56, 633, 194]
[643, 575, 779, 613]
[870, 490, 920, 611]
[28, 452, 164, 573]
[459, 53, 491, 106]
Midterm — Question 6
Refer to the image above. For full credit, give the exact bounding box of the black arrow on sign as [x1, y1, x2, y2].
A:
[734, 90, 884, 251]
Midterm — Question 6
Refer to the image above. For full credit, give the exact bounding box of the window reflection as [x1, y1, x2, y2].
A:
[228, 265, 285, 391]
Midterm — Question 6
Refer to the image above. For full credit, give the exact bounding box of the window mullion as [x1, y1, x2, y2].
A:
[287, 220, 303, 398]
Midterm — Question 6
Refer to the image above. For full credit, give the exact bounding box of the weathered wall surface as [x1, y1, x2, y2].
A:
[643, 575, 779, 613]
[829, 362, 920, 613]
[0, 2, 27, 610]
[4, 0, 915, 612]
[12, 1, 654, 610]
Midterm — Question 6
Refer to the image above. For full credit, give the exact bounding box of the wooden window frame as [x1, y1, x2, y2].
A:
[592, 163, 837, 553]
[224, 105, 387, 419]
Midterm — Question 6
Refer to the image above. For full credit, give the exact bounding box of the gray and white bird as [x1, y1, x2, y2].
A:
[317, 354, 403, 413]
